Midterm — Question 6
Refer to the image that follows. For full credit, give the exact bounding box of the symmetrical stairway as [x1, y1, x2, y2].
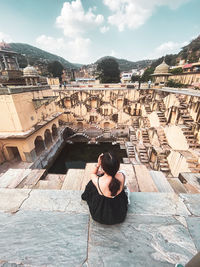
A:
[156, 127, 169, 148]
[137, 146, 149, 164]
[158, 100, 166, 112]
[181, 127, 200, 149]
[144, 104, 151, 114]
[125, 142, 136, 159]
[157, 152, 170, 173]
[156, 111, 167, 126]
[142, 129, 150, 144]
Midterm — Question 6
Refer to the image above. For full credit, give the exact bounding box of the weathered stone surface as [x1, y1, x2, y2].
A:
[180, 194, 200, 216]
[186, 217, 200, 251]
[0, 189, 31, 213]
[20, 189, 88, 213]
[88, 215, 197, 266]
[128, 193, 190, 216]
[134, 165, 158, 192]
[120, 164, 139, 192]
[61, 169, 85, 190]
[150, 171, 174, 193]
[0, 211, 89, 267]
[0, 169, 31, 189]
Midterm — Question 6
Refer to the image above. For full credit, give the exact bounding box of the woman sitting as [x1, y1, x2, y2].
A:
[81, 152, 128, 225]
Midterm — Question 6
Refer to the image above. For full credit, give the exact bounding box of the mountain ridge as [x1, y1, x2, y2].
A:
[9, 43, 81, 70]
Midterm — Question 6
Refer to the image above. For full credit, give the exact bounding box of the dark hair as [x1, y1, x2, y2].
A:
[101, 152, 120, 196]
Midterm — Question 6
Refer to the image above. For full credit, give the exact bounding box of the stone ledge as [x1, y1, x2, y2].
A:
[20, 189, 89, 213]
[0, 189, 31, 213]
[180, 194, 200, 216]
[88, 214, 197, 266]
[0, 211, 89, 267]
[129, 192, 190, 216]
[0, 189, 198, 217]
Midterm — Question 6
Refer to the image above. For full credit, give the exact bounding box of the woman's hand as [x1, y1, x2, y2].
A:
[97, 153, 103, 167]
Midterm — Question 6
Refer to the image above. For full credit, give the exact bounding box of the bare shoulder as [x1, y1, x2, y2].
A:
[115, 171, 125, 183]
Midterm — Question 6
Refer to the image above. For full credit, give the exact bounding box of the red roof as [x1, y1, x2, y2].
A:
[183, 64, 193, 69]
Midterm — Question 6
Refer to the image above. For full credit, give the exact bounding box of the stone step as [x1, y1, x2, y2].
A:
[45, 174, 66, 183]
[0, 168, 32, 189]
[179, 173, 200, 193]
[167, 178, 187, 194]
[62, 169, 85, 190]
[134, 165, 158, 192]
[149, 171, 174, 193]
[34, 176, 63, 190]
[17, 169, 46, 189]
[80, 163, 96, 191]
[183, 183, 200, 193]
[120, 164, 139, 192]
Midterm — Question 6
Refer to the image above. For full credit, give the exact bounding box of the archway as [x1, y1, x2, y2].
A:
[104, 122, 110, 129]
[63, 127, 75, 140]
[52, 124, 58, 140]
[77, 122, 83, 130]
[34, 136, 45, 156]
[44, 129, 53, 148]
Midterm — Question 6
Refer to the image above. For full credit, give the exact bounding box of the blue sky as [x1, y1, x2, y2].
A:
[0, 0, 199, 64]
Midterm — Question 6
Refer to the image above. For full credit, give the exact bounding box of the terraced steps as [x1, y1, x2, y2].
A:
[134, 164, 158, 192]
[62, 169, 85, 190]
[149, 171, 174, 192]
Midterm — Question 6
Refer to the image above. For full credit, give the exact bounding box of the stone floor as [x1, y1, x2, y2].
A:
[0, 189, 199, 267]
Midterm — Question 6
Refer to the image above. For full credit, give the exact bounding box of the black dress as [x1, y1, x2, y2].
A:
[81, 176, 128, 225]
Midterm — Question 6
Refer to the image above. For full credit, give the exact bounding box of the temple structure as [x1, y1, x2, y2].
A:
[151, 60, 172, 87]
[0, 41, 25, 85]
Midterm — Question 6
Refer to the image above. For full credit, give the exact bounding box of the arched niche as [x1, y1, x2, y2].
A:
[34, 136, 45, 156]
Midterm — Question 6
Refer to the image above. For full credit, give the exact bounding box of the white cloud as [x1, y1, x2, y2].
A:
[110, 50, 117, 57]
[0, 32, 13, 43]
[56, 0, 104, 37]
[149, 40, 189, 59]
[36, 35, 91, 63]
[103, 0, 190, 31]
[100, 26, 110, 33]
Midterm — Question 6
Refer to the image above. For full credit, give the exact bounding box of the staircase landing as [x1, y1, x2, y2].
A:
[0, 189, 199, 266]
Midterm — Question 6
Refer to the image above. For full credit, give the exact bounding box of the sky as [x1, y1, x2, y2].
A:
[0, 0, 200, 64]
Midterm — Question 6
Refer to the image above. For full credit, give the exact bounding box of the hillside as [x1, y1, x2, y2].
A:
[95, 56, 154, 71]
[178, 35, 200, 63]
[151, 35, 200, 69]
[9, 43, 81, 71]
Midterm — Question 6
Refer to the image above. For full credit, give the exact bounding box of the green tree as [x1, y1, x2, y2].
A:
[166, 79, 185, 88]
[170, 67, 183, 75]
[131, 75, 140, 82]
[47, 61, 64, 79]
[97, 58, 120, 83]
[141, 67, 154, 82]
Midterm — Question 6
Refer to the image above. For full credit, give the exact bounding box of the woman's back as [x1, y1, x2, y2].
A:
[81, 152, 128, 225]
[93, 171, 125, 198]
[81, 179, 128, 225]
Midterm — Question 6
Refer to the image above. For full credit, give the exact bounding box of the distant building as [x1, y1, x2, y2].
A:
[171, 62, 200, 88]
[121, 72, 132, 83]
[151, 60, 172, 87]
[0, 41, 25, 86]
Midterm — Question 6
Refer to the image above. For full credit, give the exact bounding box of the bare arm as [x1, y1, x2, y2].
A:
[90, 154, 103, 183]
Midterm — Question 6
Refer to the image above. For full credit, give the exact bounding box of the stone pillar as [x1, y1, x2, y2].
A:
[0, 59, 3, 71]
[2, 55, 8, 70]
[14, 57, 20, 70]
[24, 149, 37, 162]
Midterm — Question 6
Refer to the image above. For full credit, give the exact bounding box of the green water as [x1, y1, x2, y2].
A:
[48, 142, 127, 174]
